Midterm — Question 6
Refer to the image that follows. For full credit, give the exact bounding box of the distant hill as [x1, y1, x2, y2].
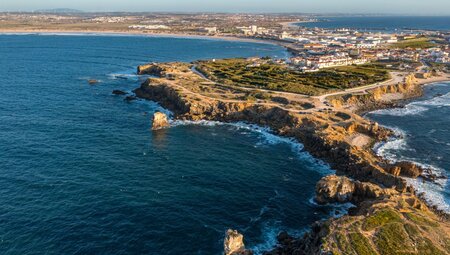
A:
[34, 8, 83, 14]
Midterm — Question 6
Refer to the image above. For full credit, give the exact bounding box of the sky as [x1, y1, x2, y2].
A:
[0, 0, 449, 15]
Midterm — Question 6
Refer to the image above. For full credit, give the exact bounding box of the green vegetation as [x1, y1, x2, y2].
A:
[404, 212, 439, 227]
[196, 58, 390, 96]
[390, 37, 437, 49]
[363, 60, 422, 71]
[335, 233, 354, 254]
[362, 209, 402, 231]
[374, 223, 414, 255]
[348, 232, 377, 255]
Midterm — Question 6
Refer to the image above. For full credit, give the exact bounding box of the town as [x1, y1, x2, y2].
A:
[1, 12, 449, 74]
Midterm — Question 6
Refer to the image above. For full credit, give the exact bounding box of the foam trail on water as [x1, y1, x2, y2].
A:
[373, 126, 450, 212]
[172, 120, 334, 175]
[370, 91, 450, 117]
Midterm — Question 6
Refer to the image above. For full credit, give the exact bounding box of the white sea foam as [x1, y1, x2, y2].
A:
[250, 222, 309, 255]
[406, 176, 450, 213]
[373, 126, 412, 162]
[370, 91, 450, 117]
[374, 129, 450, 212]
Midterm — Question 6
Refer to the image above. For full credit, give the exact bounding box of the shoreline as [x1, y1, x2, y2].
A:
[0, 28, 286, 47]
[366, 80, 450, 213]
[134, 61, 450, 253]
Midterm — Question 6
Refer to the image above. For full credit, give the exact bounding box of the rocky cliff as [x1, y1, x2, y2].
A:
[329, 74, 421, 113]
[135, 63, 450, 255]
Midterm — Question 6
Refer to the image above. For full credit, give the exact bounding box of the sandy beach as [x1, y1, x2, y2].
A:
[0, 28, 286, 46]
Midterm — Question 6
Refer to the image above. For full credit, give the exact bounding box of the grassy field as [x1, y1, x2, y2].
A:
[196, 59, 390, 96]
[389, 37, 437, 49]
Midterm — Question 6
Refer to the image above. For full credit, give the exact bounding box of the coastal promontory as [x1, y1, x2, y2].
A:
[135, 58, 450, 254]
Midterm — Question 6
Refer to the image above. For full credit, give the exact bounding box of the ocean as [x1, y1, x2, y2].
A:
[0, 34, 340, 254]
[367, 82, 450, 213]
[298, 16, 450, 32]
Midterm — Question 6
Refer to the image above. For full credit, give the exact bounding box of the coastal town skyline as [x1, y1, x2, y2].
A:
[1, 0, 450, 15]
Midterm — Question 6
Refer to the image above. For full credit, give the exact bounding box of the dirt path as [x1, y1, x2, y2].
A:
[314, 72, 405, 102]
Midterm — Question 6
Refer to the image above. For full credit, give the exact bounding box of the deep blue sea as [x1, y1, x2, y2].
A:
[367, 82, 450, 213]
[0, 34, 341, 254]
[299, 16, 450, 31]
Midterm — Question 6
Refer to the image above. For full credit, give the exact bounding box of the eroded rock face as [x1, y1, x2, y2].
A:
[137, 63, 164, 76]
[316, 175, 397, 204]
[388, 161, 424, 178]
[224, 229, 253, 255]
[152, 112, 170, 130]
[316, 175, 356, 204]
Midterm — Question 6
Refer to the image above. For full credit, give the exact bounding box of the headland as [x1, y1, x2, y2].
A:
[133, 58, 450, 254]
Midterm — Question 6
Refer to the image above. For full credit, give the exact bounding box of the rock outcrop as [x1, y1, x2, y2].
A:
[388, 161, 424, 178]
[315, 175, 398, 204]
[134, 62, 450, 255]
[112, 90, 127, 95]
[224, 229, 253, 255]
[266, 193, 449, 255]
[329, 73, 421, 113]
[88, 79, 99, 85]
[151, 112, 170, 130]
[137, 63, 165, 76]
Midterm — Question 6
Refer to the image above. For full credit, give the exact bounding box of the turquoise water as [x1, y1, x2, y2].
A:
[0, 34, 337, 254]
[367, 82, 450, 213]
[299, 16, 450, 31]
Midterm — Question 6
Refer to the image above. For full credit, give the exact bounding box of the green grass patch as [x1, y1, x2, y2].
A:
[348, 232, 377, 255]
[335, 232, 355, 254]
[374, 223, 415, 255]
[404, 212, 439, 228]
[196, 58, 390, 96]
[362, 209, 402, 231]
[390, 37, 437, 49]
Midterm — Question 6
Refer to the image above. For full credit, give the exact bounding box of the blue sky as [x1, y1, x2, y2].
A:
[1, 0, 449, 15]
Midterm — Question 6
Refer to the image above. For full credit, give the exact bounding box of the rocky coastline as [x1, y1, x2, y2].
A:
[134, 62, 450, 254]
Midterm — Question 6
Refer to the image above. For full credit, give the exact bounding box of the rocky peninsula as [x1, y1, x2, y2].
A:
[134, 60, 450, 254]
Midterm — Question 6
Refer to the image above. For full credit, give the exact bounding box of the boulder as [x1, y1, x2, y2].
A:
[112, 90, 128, 95]
[224, 229, 253, 255]
[152, 112, 170, 130]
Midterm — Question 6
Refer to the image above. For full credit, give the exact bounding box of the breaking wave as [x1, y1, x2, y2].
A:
[369, 85, 450, 213]
[370, 91, 450, 117]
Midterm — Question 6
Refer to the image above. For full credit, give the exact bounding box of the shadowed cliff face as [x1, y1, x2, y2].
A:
[135, 76, 407, 191]
[134, 62, 450, 255]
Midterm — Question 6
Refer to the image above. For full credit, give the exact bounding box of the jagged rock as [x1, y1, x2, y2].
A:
[316, 175, 397, 204]
[224, 229, 253, 255]
[316, 175, 355, 204]
[152, 112, 170, 130]
[389, 161, 424, 178]
[112, 90, 127, 95]
[137, 63, 164, 76]
[134, 62, 450, 255]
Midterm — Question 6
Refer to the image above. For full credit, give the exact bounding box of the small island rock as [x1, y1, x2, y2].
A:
[152, 112, 170, 130]
[112, 90, 128, 95]
[88, 79, 99, 85]
[224, 229, 253, 255]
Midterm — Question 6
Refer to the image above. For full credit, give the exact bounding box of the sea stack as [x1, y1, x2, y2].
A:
[224, 229, 253, 255]
[152, 112, 170, 130]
